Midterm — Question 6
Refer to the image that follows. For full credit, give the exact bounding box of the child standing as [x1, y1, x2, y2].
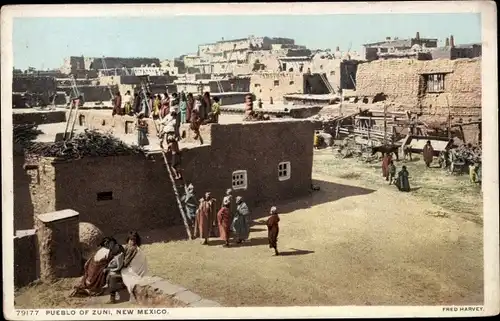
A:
[388, 160, 396, 185]
[136, 113, 149, 147]
[266, 206, 280, 256]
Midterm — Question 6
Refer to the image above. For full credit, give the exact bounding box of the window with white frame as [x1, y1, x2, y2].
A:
[232, 170, 248, 190]
[278, 162, 291, 181]
[424, 73, 445, 93]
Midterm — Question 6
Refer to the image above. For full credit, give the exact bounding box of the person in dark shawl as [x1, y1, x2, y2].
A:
[381, 152, 393, 181]
[190, 103, 203, 145]
[181, 183, 199, 224]
[232, 196, 251, 243]
[123, 231, 142, 269]
[217, 198, 232, 247]
[194, 192, 217, 245]
[69, 237, 118, 297]
[202, 91, 212, 120]
[186, 93, 194, 124]
[422, 140, 434, 167]
[267, 206, 280, 256]
[133, 92, 141, 114]
[395, 165, 411, 192]
[112, 91, 122, 116]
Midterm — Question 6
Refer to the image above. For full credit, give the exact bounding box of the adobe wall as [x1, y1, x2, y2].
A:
[250, 73, 304, 102]
[355, 58, 481, 118]
[19, 120, 314, 235]
[12, 111, 66, 125]
[13, 76, 57, 93]
[14, 230, 39, 288]
[57, 85, 116, 102]
[14, 156, 35, 231]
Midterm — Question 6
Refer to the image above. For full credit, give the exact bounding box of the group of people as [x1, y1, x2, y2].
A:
[381, 152, 411, 192]
[181, 186, 281, 255]
[70, 231, 147, 304]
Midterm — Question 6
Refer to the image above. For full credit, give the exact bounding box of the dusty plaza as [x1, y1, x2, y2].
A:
[6, 7, 496, 315]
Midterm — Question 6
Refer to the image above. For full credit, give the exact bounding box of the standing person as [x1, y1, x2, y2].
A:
[244, 94, 253, 119]
[423, 140, 434, 167]
[388, 160, 396, 185]
[202, 92, 212, 120]
[210, 96, 221, 123]
[152, 94, 161, 120]
[266, 206, 280, 256]
[159, 111, 176, 149]
[186, 93, 194, 123]
[160, 92, 170, 118]
[181, 184, 199, 224]
[194, 192, 217, 245]
[232, 196, 251, 244]
[167, 133, 182, 180]
[123, 90, 133, 115]
[112, 91, 122, 116]
[381, 152, 393, 181]
[135, 112, 149, 147]
[217, 198, 232, 247]
[179, 92, 188, 124]
[171, 93, 181, 140]
[133, 92, 141, 114]
[395, 165, 411, 192]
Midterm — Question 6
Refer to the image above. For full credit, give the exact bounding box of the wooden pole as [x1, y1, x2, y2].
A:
[339, 90, 343, 117]
[383, 104, 387, 145]
[446, 96, 452, 139]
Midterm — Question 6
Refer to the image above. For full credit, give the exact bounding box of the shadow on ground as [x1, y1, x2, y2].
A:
[117, 179, 375, 246]
[278, 249, 315, 256]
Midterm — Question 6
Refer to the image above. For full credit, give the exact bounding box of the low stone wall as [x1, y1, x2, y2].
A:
[14, 230, 39, 288]
[13, 111, 67, 125]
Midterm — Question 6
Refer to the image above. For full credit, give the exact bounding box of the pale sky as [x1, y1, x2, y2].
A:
[13, 13, 481, 70]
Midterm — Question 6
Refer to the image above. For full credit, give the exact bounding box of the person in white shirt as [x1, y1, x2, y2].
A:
[123, 90, 133, 115]
[159, 111, 177, 149]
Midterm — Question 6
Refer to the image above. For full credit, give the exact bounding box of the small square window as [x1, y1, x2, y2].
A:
[278, 162, 291, 181]
[97, 191, 113, 201]
[232, 170, 248, 190]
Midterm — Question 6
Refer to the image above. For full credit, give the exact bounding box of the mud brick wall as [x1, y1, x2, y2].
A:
[13, 76, 57, 93]
[36, 211, 82, 281]
[355, 58, 481, 117]
[14, 230, 39, 288]
[12, 111, 67, 125]
[14, 156, 35, 231]
[250, 73, 305, 102]
[19, 120, 314, 235]
[57, 85, 118, 102]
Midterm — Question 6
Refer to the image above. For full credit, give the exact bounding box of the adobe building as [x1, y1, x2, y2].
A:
[14, 111, 315, 236]
[362, 32, 439, 61]
[355, 57, 481, 143]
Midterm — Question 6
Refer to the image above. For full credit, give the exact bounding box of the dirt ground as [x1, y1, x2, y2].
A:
[14, 148, 484, 308]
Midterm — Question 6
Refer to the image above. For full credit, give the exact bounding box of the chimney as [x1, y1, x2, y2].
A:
[445, 37, 450, 47]
[336, 46, 340, 51]
[386, 36, 391, 41]
[416, 32, 420, 40]
[450, 35, 455, 48]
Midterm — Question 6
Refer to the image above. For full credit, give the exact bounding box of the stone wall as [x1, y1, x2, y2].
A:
[14, 156, 35, 231]
[19, 120, 314, 235]
[57, 85, 117, 102]
[12, 111, 67, 125]
[355, 58, 481, 117]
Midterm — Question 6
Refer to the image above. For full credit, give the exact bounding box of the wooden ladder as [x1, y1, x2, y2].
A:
[63, 75, 81, 140]
[161, 151, 192, 240]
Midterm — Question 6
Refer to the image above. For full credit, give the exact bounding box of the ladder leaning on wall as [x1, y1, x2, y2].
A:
[319, 72, 335, 94]
[140, 75, 192, 240]
[63, 75, 81, 140]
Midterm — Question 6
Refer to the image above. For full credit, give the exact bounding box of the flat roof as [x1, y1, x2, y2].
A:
[283, 94, 339, 100]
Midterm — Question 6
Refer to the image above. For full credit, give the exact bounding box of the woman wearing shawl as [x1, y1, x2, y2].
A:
[217, 198, 232, 247]
[152, 94, 161, 120]
[422, 141, 434, 167]
[120, 231, 148, 303]
[181, 183, 198, 224]
[202, 91, 212, 120]
[266, 206, 280, 256]
[69, 237, 118, 297]
[381, 152, 393, 181]
[232, 196, 251, 243]
[194, 192, 217, 245]
[395, 165, 411, 192]
[160, 92, 170, 118]
[179, 92, 188, 124]
[186, 93, 194, 123]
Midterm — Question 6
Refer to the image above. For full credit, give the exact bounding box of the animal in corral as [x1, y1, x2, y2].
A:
[403, 145, 413, 161]
[371, 145, 400, 160]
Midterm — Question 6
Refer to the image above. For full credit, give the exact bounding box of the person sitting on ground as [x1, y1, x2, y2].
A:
[267, 206, 280, 256]
[388, 160, 396, 185]
[120, 231, 148, 303]
[395, 165, 411, 192]
[69, 237, 119, 297]
[104, 242, 125, 304]
[167, 133, 182, 180]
